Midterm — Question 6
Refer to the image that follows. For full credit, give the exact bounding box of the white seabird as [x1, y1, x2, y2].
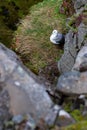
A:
[50, 30, 65, 45]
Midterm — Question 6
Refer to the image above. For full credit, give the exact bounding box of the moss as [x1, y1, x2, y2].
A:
[83, 11, 87, 25]
[4, 121, 14, 128]
[70, 110, 83, 121]
[84, 34, 87, 41]
[61, 121, 87, 130]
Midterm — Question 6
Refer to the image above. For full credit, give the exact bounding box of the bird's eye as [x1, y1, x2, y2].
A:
[53, 31, 56, 34]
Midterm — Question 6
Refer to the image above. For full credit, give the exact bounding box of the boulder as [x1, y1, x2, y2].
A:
[0, 43, 54, 124]
[56, 70, 87, 95]
[56, 70, 80, 95]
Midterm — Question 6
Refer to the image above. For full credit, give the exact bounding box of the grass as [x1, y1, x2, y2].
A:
[14, 0, 66, 73]
[52, 121, 87, 130]
[61, 121, 87, 130]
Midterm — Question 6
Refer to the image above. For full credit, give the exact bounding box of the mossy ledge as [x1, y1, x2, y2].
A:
[13, 0, 66, 74]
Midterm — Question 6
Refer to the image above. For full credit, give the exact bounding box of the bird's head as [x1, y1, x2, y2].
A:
[52, 30, 58, 35]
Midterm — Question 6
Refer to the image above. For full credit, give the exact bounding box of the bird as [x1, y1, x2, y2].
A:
[50, 30, 65, 45]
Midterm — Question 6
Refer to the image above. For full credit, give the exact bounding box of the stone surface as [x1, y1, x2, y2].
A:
[58, 30, 77, 73]
[12, 115, 24, 124]
[73, 46, 87, 71]
[45, 105, 60, 126]
[56, 70, 87, 95]
[0, 89, 11, 129]
[57, 109, 75, 127]
[72, 0, 87, 11]
[45, 105, 75, 127]
[0, 43, 54, 124]
[24, 115, 36, 130]
[77, 23, 87, 49]
[6, 68, 53, 120]
[58, 22, 87, 74]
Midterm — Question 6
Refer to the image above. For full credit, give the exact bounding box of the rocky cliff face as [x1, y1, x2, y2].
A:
[0, 43, 75, 130]
[0, 0, 87, 130]
[0, 43, 53, 128]
[58, 0, 87, 73]
[56, 1, 87, 129]
[57, 0, 87, 101]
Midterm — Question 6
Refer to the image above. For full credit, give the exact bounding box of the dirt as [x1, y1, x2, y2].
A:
[38, 62, 60, 86]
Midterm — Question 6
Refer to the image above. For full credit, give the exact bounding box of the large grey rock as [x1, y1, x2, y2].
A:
[6, 67, 53, 120]
[56, 70, 87, 95]
[0, 43, 54, 123]
[56, 71, 80, 95]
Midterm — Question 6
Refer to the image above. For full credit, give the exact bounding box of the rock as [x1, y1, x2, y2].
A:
[0, 89, 11, 129]
[57, 109, 75, 127]
[82, 99, 87, 117]
[79, 62, 87, 72]
[58, 22, 87, 74]
[0, 43, 54, 124]
[72, 0, 87, 12]
[12, 115, 24, 124]
[77, 23, 87, 49]
[6, 68, 53, 120]
[45, 105, 60, 126]
[24, 116, 36, 130]
[56, 70, 87, 95]
[56, 71, 80, 95]
[45, 105, 75, 127]
[73, 46, 87, 71]
[58, 30, 77, 73]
